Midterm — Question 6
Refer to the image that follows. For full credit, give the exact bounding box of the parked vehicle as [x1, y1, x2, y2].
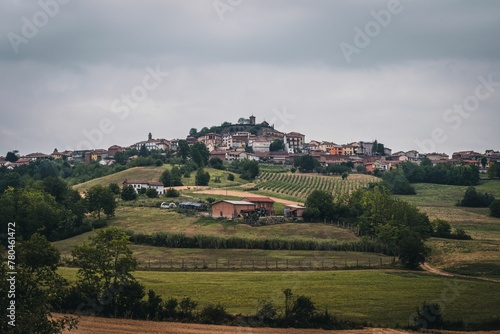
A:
[160, 202, 177, 209]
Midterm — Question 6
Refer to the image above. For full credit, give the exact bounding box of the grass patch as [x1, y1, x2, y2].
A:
[58, 268, 500, 327]
[73, 165, 248, 193]
[443, 262, 500, 280]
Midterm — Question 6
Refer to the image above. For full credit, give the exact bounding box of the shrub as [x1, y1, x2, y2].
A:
[145, 188, 158, 198]
[155, 159, 163, 166]
[198, 304, 230, 324]
[227, 173, 235, 181]
[290, 167, 296, 173]
[490, 199, 500, 218]
[138, 188, 147, 195]
[165, 188, 180, 198]
[205, 197, 216, 204]
[121, 185, 137, 201]
[412, 301, 444, 329]
[458, 187, 495, 207]
[432, 218, 451, 238]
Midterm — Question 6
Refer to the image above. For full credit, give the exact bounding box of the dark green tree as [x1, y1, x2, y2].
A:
[295, 155, 318, 173]
[490, 199, 500, 218]
[145, 188, 158, 198]
[114, 151, 126, 164]
[85, 185, 117, 220]
[0, 234, 77, 333]
[190, 142, 210, 167]
[209, 157, 224, 170]
[139, 144, 149, 157]
[5, 151, 19, 162]
[269, 139, 285, 152]
[71, 228, 144, 317]
[108, 183, 121, 195]
[177, 140, 190, 161]
[121, 185, 137, 201]
[304, 190, 335, 220]
[189, 128, 197, 137]
[195, 168, 210, 186]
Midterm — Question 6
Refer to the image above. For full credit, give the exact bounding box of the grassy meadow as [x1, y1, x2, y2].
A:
[394, 180, 500, 279]
[73, 165, 249, 193]
[58, 267, 500, 327]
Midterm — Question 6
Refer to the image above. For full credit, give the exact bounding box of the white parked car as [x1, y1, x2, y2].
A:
[160, 202, 177, 209]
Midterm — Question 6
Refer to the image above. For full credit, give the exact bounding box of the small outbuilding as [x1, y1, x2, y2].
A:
[284, 204, 306, 219]
[211, 200, 256, 219]
[240, 196, 275, 216]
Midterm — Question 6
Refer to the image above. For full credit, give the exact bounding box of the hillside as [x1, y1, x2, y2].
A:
[72, 165, 248, 192]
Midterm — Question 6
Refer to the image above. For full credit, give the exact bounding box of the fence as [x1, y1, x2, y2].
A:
[133, 257, 397, 271]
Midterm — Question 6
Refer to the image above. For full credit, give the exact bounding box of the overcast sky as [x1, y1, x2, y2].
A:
[1, 0, 499, 156]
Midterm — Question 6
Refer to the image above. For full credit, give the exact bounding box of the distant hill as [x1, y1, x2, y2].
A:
[72, 165, 247, 193]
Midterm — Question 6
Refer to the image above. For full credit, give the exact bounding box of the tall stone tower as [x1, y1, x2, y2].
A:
[249, 115, 256, 125]
[148, 132, 152, 141]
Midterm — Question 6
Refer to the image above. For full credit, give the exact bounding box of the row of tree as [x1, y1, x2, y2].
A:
[400, 161, 480, 186]
[304, 185, 433, 268]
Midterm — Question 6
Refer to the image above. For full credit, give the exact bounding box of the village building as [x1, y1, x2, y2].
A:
[211, 200, 256, 219]
[241, 196, 275, 215]
[122, 180, 165, 195]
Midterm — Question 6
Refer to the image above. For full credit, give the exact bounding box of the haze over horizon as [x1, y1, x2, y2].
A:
[1, 1, 499, 157]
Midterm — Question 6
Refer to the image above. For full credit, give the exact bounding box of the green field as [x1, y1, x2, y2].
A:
[256, 172, 379, 202]
[58, 268, 500, 326]
[73, 165, 248, 192]
[394, 181, 500, 279]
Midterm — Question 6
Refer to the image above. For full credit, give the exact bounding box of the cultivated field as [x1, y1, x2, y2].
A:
[58, 268, 500, 327]
[394, 181, 500, 280]
[256, 172, 379, 202]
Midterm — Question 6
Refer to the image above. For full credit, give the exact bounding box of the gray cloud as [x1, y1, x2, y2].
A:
[1, 0, 499, 156]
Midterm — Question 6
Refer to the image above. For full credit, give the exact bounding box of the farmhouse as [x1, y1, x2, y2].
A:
[122, 180, 165, 195]
[241, 196, 275, 215]
[211, 200, 256, 219]
[284, 204, 306, 219]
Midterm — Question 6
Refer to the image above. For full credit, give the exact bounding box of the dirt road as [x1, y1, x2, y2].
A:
[420, 263, 500, 283]
[58, 314, 500, 334]
[194, 189, 304, 206]
[59, 314, 410, 334]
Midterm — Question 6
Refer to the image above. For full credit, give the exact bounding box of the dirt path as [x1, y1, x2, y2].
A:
[420, 263, 500, 283]
[58, 314, 500, 334]
[194, 189, 304, 206]
[58, 314, 410, 334]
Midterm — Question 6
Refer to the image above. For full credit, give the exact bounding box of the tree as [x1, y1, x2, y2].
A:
[209, 157, 224, 170]
[177, 140, 190, 161]
[431, 218, 452, 237]
[195, 168, 210, 186]
[269, 139, 285, 152]
[160, 168, 182, 187]
[413, 301, 444, 329]
[189, 128, 197, 137]
[341, 172, 349, 180]
[0, 234, 77, 333]
[121, 185, 137, 201]
[6, 151, 19, 162]
[108, 183, 121, 195]
[165, 188, 180, 197]
[190, 142, 210, 167]
[488, 162, 500, 179]
[227, 173, 235, 181]
[458, 186, 495, 207]
[490, 199, 500, 218]
[295, 155, 318, 173]
[71, 228, 144, 317]
[114, 151, 126, 164]
[145, 188, 158, 198]
[85, 185, 117, 220]
[481, 156, 488, 168]
[304, 190, 335, 220]
[139, 144, 149, 157]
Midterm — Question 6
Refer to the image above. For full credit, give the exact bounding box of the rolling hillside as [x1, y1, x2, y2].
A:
[72, 165, 248, 192]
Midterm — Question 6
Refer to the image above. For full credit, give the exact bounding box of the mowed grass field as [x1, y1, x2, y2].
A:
[73, 165, 248, 193]
[394, 180, 500, 279]
[58, 268, 500, 327]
